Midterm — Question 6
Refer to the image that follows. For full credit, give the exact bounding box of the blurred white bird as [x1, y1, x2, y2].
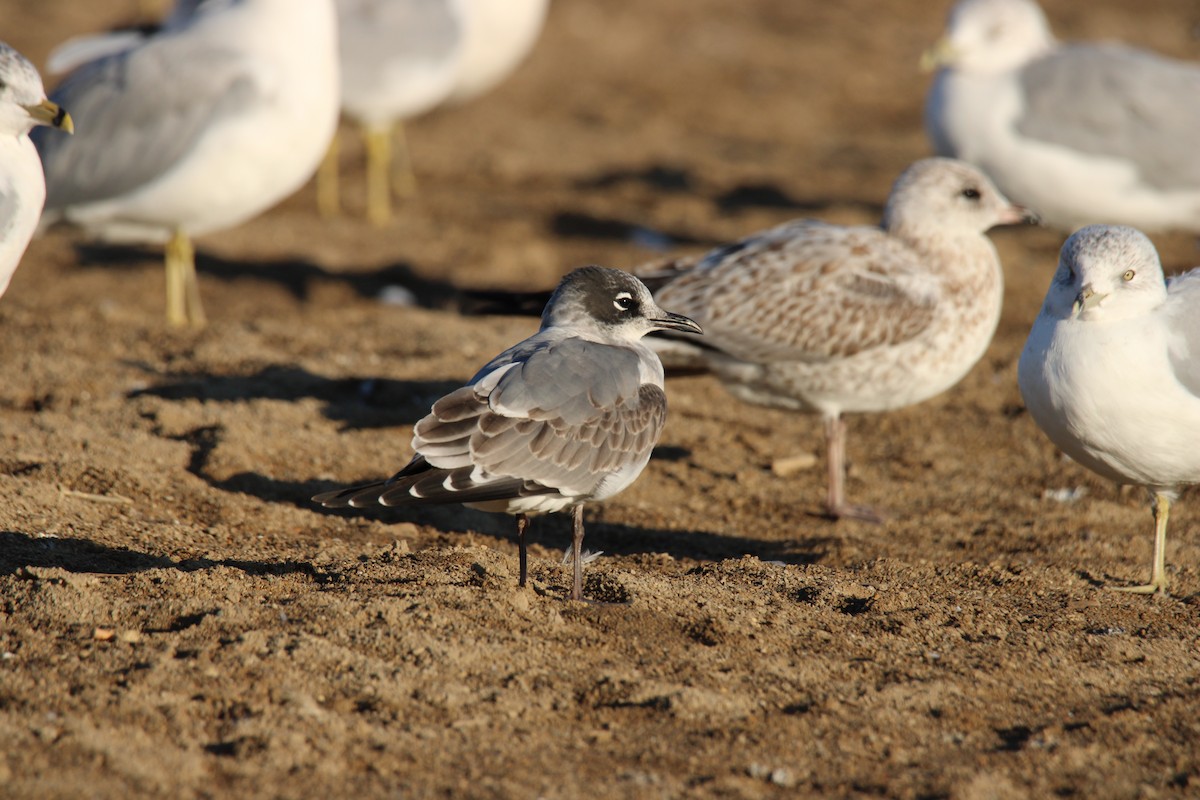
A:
[923, 0, 1200, 233]
[319, 0, 549, 225]
[321, 0, 467, 225]
[447, 0, 549, 104]
[35, 0, 340, 327]
[0, 43, 73, 301]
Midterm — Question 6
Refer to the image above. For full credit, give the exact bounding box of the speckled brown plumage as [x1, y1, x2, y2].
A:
[644, 158, 1034, 520]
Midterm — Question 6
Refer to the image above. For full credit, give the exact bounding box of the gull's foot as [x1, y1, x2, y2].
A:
[1110, 580, 1169, 596]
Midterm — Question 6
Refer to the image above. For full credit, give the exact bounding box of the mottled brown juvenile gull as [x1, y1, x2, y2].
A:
[34, 0, 340, 327]
[1018, 225, 1200, 595]
[923, 0, 1200, 233]
[314, 266, 702, 601]
[0, 43, 73, 301]
[643, 158, 1033, 521]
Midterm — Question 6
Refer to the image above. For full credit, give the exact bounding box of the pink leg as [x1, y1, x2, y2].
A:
[571, 505, 585, 601]
[824, 415, 885, 523]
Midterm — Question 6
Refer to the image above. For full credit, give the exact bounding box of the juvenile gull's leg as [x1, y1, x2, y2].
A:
[570, 504, 585, 601]
[824, 415, 884, 523]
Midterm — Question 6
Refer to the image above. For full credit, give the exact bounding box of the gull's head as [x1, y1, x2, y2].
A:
[883, 158, 1037, 239]
[921, 0, 1056, 75]
[542, 266, 702, 344]
[1045, 225, 1167, 321]
[0, 43, 72, 138]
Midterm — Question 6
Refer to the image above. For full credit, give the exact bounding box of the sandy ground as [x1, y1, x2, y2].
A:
[3, 0, 1200, 797]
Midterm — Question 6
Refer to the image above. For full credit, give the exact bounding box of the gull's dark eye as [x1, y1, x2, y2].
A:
[613, 292, 634, 312]
[961, 187, 981, 201]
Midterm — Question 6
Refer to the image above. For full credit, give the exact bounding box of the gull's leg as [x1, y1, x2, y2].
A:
[1114, 492, 1171, 595]
[365, 123, 393, 227]
[179, 233, 206, 327]
[516, 513, 529, 588]
[316, 132, 341, 219]
[391, 121, 417, 199]
[824, 414, 885, 523]
[570, 504, 585, 601]
[164, 229, 188, 328]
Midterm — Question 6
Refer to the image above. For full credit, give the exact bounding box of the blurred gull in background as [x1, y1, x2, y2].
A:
[35, 0, 340, 328]
[322, 0, 467, 225]
[0, 43, 73, 301]
[320, 0, 549, 225]
[446, 0, 549, 104]
[923, 0, 1200, 233]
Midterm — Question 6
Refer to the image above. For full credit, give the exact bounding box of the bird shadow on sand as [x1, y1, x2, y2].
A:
[167, 428, 834, 569]
[128, 362, 463, 431]
[0, 530, 325, 581]
[72, 243, 463, 309]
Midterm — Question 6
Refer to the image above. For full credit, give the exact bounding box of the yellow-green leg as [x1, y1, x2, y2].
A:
[365, 124, 394, 227]
[316, 133, 340, 219]
[1114, 492, 1171, 595]
[391, 121, 417, 200]
[165, 229, 205, 328]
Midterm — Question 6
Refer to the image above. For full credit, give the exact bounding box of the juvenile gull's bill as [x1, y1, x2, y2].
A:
[642, 158, 1034, 522]
[34, 0, 340, 327]
[0, 43, 73, 301]
[923, 0, 1200, 233]
[1018, 225, 1200, 595]
[314, 266, 702, 601]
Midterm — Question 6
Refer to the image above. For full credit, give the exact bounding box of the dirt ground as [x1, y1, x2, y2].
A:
[3, 0, 1200, 797]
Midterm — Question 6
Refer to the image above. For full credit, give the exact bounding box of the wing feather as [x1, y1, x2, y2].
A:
[1017, 44, 1200, 191]
[313, 335, 667, 510]
[652, 220, 940, 363]
[35, 33, 267, 211]
[1165, 268, 1200, 396]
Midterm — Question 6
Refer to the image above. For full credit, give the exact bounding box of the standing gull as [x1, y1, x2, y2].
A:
[922, 0, 1200, 233]
[33, 0, 340, 328]
[643, 158, 1033, 521]
[446, 0, 549, 104]
[0, 43, 73, 301]
[321, 0, 467, 224]
[313, 266, 702, 601]
[1018, 225, 1200, 594]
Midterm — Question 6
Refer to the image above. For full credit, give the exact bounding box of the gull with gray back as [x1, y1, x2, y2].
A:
[923, 0, 1200, 233]
[314, 266, 702, 601]
[34, 0, 340, 327]
[1018, 225, 1200, 595]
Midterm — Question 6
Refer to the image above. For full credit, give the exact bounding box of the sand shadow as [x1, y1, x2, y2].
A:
[183, 463, 832, 568]
[128, 363, 462, 431]
[73, 243, 462, 309]
[0, 530, 323, 580]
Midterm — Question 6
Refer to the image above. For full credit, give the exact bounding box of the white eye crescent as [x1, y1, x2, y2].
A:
[613, 291, 634, 311]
